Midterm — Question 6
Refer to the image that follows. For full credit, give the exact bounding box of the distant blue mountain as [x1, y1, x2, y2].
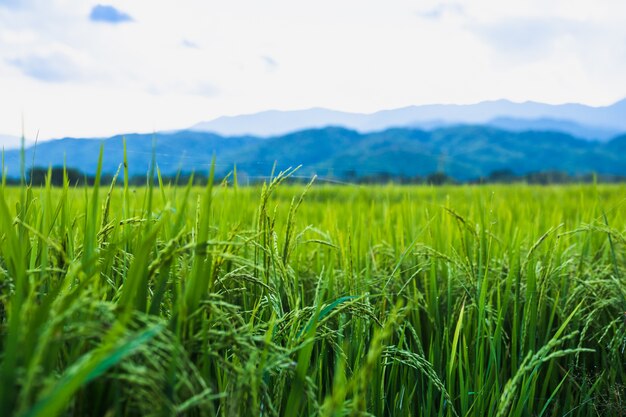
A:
[2, 131, 257, 178]
[191, 99, 626, 139]
[0, 134, 30, 150]
[2, 126, 626, 181]
[485, 117, 620, 142]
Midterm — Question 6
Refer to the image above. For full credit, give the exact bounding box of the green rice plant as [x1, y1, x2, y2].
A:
[0, 162, 625, 417]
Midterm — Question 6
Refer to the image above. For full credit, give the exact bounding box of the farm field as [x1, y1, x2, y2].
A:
[0, 170, 625, 417]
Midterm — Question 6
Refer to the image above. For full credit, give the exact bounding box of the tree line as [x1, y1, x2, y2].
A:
[2, 166, 625, 186]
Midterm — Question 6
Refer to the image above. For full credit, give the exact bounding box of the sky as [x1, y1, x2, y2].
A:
[1, 0, 626, 139]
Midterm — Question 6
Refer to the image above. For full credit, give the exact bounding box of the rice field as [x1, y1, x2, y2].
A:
[1, 162, 625, 416]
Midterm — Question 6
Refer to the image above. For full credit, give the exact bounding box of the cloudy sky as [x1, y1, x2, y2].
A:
[1, 0, 625, 139]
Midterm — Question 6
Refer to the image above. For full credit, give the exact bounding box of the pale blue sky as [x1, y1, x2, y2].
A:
[1, 0, 625, 139]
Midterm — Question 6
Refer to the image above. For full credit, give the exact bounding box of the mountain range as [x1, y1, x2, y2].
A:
[2, 126, 626, 181]
[0, 134, 26, 150]
[2, 99, 625, 182]
[191, 99, 626, 140]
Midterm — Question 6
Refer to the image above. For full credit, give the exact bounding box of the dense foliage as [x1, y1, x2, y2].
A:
[0, 162, 625, 416]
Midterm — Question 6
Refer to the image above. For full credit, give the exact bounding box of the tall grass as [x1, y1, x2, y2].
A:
[0, 164, 625, 416]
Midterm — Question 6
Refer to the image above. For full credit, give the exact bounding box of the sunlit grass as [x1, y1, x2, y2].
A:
[1, 158, 625, 416]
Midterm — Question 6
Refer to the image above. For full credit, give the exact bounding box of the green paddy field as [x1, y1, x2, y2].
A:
[1, 166, 625, 416]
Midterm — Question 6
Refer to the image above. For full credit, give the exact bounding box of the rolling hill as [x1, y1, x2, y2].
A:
[2, 126, 626, 181]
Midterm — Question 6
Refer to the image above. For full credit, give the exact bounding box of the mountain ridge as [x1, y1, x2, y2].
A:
[191, 99, 626, 138]
[2, 125, 626, 181]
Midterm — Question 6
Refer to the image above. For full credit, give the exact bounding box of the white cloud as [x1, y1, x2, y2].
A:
[0, 0, 625, 139]
[7, 52, 80, 82]
[89, 5, 133, 24]
[181, 39, 199, 49]
[261, 55, 278, 71]
[417, 2, 465, 20]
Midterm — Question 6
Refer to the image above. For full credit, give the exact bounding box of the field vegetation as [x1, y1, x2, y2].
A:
[1, 153, 625, 416]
